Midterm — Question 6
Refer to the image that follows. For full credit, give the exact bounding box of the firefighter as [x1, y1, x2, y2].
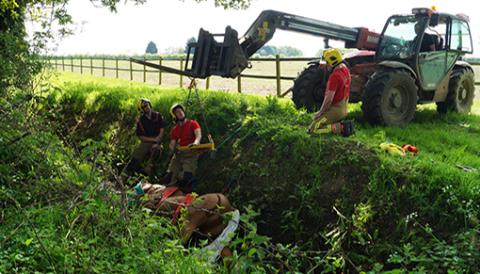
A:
[308, 48, 351, 133]
[163, 103, 202, 192]
[126, 98, 167, 177]
[413, 22, 437, 52]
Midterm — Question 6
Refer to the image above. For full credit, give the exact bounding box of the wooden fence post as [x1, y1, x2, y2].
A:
[102, 58, 105, 77]
[80, 56, 83, 74]
[90, 57, 93, 75]
[179, 59, 184, 88]
[71, 56, 74, 72]
[62, 56, 65, 71]
[237, 75, 242, 93]
[158, 58, 162, 85]
[115, 58, 119, 78]
[206, 77, 210, 90]
[275, 54, 281, 96]
[130, 59, 133, 81]
[143, 56, 146, 83]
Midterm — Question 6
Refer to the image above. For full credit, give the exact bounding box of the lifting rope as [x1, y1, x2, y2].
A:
[180, 78, 248, 156]
[178, 78, 215, 152]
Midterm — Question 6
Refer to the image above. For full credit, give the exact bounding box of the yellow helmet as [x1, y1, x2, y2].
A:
[323, 48, 343, 67]
[170, 103, 185, 119]
[137, 98, 151, 112]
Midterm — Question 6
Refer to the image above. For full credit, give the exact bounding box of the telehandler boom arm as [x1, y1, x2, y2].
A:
[132, 10, 379, 78]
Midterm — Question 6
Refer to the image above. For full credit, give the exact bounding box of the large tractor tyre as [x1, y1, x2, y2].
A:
[362, 69, 418, 126]
[436, 68, 475, 114]
[292, 64, 328, 112]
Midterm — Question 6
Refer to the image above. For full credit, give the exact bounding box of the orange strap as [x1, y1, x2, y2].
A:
[156, 186, 193, 223]
[157, 186, 179, 208]
[171, 194, 194, 224]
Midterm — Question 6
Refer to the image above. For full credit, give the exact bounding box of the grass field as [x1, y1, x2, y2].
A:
[49, 58, 307, 96]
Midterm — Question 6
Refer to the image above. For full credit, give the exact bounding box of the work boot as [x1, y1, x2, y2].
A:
[163, 172, 174, 186]
[179, 172, 195, 193]
[143, 164, 153, 176]
[126, 158, 141, 176]
[341, 120, 355, 137]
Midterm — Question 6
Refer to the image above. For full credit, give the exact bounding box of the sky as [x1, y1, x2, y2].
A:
[52, 0, 480, 57]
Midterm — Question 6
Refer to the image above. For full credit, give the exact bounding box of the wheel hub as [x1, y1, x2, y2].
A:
[389, 88, 403, 109]
[459, 87, 467, 101]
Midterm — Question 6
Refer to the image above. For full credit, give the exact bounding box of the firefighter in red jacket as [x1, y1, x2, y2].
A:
[164, 103, 202, 192]
[308, 48, 351, 133]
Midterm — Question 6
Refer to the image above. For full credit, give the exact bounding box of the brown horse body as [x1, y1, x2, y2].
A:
[138, 183, 238, 260]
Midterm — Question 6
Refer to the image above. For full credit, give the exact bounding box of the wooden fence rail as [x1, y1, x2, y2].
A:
[48, 56, 480, 96]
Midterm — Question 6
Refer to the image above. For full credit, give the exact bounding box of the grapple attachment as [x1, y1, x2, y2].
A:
[185, 26, 249, 78]
[131, 26, 248, 79]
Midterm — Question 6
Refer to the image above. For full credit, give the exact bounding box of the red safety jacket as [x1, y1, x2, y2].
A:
[326, 64, 351, 104]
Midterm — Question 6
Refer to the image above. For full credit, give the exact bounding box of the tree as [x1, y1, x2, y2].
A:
[164, 46, 184, 55]
[256, 46, 304, 57]
[256, 45, 277, 56]
[278, 46, 303, 57]
[185, 37, 196, 54]
[145, 41, 158, 54]
[0, 1, 44, 94]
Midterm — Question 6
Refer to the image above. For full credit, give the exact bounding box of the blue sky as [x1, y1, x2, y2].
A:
[51, 0, 480, 57]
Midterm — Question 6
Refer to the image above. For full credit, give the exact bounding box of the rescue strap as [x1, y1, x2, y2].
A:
[172, 194, 194, 224]
[184, 78, 248, 156]
[186, 79, 215, 150]
[156, 186, 194, 223]
[158, 186, 179, 205]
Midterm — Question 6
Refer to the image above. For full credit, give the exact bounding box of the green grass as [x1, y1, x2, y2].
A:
[3, 71, 479, 272]
[53, 72, 480, 174]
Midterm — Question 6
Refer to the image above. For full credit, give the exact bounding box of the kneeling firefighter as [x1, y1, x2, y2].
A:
[308, 48, 353, 135]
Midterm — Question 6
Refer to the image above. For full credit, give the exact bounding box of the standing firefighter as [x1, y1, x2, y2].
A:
[308, 48, 351, 133]
[164, 103, 202, 192]
[126, 98, 167, 176]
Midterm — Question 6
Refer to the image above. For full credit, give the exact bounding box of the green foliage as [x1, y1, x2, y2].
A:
[257, 45, 277, 56]
[193, 0, 251, 9]
[0, 89, 273, 273]
[0, 1, 42, 93]
[278, 46, 304, 57]
[51, 53, 189, 61]
[145, 41, 158, 54]
[2, 71, 480, 272]
[256, 45, 304, 57]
